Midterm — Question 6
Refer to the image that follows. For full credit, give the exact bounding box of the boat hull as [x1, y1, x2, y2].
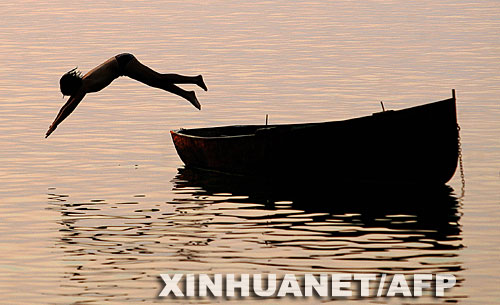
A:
[171, 95, 458, 185]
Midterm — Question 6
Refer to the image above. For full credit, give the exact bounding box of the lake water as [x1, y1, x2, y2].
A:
[0, 0, 499, 304]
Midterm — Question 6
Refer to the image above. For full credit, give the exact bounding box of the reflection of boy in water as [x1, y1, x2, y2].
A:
[46, 53, 207, 138]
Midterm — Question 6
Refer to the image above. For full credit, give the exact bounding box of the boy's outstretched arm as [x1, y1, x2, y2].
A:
[46, 91, 86, 138]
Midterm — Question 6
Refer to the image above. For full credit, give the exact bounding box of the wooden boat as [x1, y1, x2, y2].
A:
[171, 90, 459, 185]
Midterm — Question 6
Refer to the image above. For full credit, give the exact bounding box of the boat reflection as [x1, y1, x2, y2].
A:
[172, 167, 464, 273]
[48, 167, 464, 303]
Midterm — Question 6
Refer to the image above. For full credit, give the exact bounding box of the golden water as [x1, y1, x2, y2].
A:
[0, 0, 499, 304]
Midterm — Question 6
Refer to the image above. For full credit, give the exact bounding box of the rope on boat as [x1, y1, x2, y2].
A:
[457, 123, 465, 198]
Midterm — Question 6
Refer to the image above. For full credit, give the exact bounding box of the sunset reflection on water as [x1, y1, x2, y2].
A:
[0, 0, 498, 304]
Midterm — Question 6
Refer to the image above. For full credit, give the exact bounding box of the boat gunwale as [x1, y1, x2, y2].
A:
[171, 96, 455, 140]
[170, 129, 259, 140]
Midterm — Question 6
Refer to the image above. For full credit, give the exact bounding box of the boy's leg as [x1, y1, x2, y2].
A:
[162, 83, 201, 110]
[163, 74, 207, 91]
[123, 58, 201, 109]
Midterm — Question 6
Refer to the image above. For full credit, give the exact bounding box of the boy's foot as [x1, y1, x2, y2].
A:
[187, 91, 201, 110]
[197, 75, 208, 91]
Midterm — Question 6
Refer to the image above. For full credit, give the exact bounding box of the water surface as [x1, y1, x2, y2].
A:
[0, 0, 499, 304]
